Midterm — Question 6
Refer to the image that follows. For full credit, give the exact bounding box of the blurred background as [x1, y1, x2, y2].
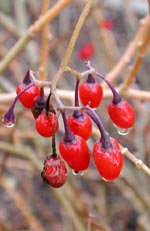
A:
[0, 0, 150, 231]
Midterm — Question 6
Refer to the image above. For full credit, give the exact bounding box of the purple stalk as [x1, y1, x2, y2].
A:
[22, 70, 33, 85]
[73, 78, 83, 118]
[86, 108, 112, 150]
[61, 111, 75, 142]
[95, 72, 122, 104]
[86, 74, 95, 83]
[3, 82, 34, 124]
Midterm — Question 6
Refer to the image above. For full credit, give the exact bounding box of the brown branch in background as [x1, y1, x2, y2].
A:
[0, 0, 73, 75]
[0, 12, 20, 39]
[105, 15, 150, 85]
[38, 0, 50, 81]
[51, 0, 94, 87]
[119, 25, 150, 94]
[0, 175, 45, 231]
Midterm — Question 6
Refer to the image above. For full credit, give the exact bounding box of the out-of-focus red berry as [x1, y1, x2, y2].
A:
[78, 42, 94, 60]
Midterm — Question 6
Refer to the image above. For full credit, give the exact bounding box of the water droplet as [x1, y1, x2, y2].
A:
[72, 170, 84, 176]
[114, 124, 132, 136]
[2, 118, 15, 128]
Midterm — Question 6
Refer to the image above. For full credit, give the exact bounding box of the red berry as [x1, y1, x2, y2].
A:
[108, 100, 135, 129]
[79, 81, 103, 108]
[16, 83, 40, 109]
[93, 138, 124, 181]
[59, 135, 90, 172]
[35, 111, 59, 137]
[78, 42, 94, 60]
[67, 113, 92, 140]
[101, 20, 112, 30]
[41, 155, 67, 188]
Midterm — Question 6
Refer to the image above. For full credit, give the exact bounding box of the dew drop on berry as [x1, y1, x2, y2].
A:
[2, 119, 15, 128]
[114, 124, 132, 136]
[72, 170, 84, 176]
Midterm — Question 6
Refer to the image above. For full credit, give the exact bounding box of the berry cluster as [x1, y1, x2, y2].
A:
[2, 63, 135, 188]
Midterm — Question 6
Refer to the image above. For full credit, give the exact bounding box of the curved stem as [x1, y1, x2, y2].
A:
[61, 111, 74, 142]
[86, 108, 112, 149]
[73, 78, 82, 118]
[51, 0, 94, 87]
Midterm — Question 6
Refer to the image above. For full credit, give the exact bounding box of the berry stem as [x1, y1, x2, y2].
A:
[85, 61, 121, 104]
[86, 74, 95, 83]
[45, 91, 52, 115]
[22, 70, 33, 85]
[52, 132, 57, 158]
[61, 111, 75, 142]
[95, 71, 122, 104]
[73, 78, 82, 118]
[86, 108, 112, 150]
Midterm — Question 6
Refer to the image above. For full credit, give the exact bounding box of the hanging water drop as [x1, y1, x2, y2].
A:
[72, 170, 84, 176]
[2, 118, 15, 128]
[114, 124, 132, 136]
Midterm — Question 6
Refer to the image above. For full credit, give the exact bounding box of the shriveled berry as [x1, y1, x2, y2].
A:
[108, 100, 135, 129]
[59, 135, 90, 172]
[93, 138, 123, 181]
[35, 111, 59, 137]
[41, 155, 67, 188]
[67, 112, 92, 140]
[16, 83, 40, 109]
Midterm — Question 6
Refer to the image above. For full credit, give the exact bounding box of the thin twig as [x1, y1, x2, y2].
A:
[38, 0, 50, 81]
[0, 175, 45, 231]
[119, 26, 150, 94]
[0, 0, 73, 75]
[105, 15, 150, 84]
[51, 0, 94, 87]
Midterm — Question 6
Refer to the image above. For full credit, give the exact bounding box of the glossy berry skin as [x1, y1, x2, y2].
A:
[16, 83, 40, 109]
[67, 113, 92, 140]
[93, 138, 124, 181]
[59, 135, 90, 172]
[108, 100, 135, 129]
[79, 81, 103, 108]
[78, 42, 94, 60]
[41, 155, 67, 188]
[35, 111, 59, 137]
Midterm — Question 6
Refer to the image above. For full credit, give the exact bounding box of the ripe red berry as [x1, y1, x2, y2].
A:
[16, 83, 40, 109]
[35, 111, 59, 137]
[93, 138, 124, 181]
[67, 112, 92, 140]
[59, 135, 90, 172]
[41, 155, 67, 188]
[78, 42, 94, 60]
[79, 75, 103, 108]
[108, 100, 135, 129]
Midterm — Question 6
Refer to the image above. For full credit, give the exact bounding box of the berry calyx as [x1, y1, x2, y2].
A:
[108, 100, 135, 129]
[79, 74, 103, 108]
[59, 135, 90, 171]
[16, 70, 40, 109]
[35, 111, 59, 137]
[93, 138, 124, 181]
[68, 78, 92, 140]
[59, 111, 90, 171]
[31, 87, 46, 119]
[78, 42, 94, 60]
[41, 154, 67, 188]
[68, 112, 92, 140]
